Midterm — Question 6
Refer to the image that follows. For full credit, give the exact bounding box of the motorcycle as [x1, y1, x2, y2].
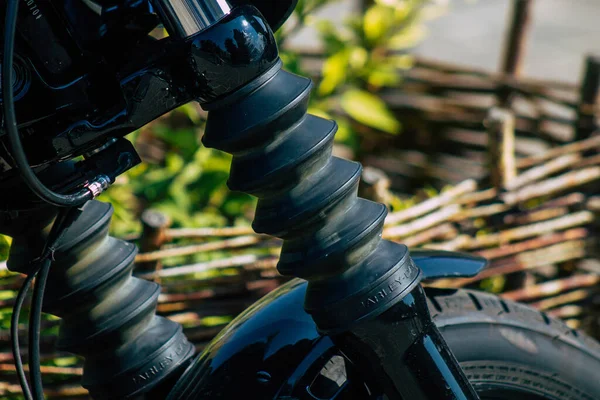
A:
[0, 1, 599, 399]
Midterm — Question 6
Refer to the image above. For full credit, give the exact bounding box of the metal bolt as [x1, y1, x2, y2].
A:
[256, 370, 271, 384]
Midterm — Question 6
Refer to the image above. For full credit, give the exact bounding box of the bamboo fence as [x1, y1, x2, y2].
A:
[2, 0, 600, 397]
[0, 130, 597, 397]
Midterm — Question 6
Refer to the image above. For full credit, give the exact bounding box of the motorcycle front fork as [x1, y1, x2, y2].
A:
[149, 1, 481, 399]
[336, 285, 478, 399]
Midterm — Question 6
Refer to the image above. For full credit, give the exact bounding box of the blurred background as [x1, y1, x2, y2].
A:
[1, 0, 599, 397]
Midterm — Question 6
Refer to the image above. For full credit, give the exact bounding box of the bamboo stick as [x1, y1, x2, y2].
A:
[530, 192, 585, 209]
[385, 180, 475, 225]
[493, 240, 585, 271]
[423, 235, 472, 252]
[578, 259, 600, 274]
[508, 154, 581, 190]
[159, 280, 276, 305]
[159, 287, 246, 304]
[0, 364, 82, 375]
[502, 274, 600, 302]
[400, 73, 579, 111]
[486, 108, 517, 189]
[453, 203, 509, 220]
[530, 289, 592, 311]
[499, 0, 534, 106]
[501, 0, 534, 75]
[444, 128, 550, 156]
[578, 154, 600, 168]
[564, 319, 581, 330]
[588, 196, 600, 211]
[547, 305, 583, 319]
[502, 167, 600, 205]
[0, 352, 78, 365]
[455, 188, 497, 205]
[439, 240, 587, 287]
[166, 226, 256, 239]
[503, 206, 568, 226]
[463, 212, 593, 249]
[137, 209, 171, 280]
[139, 255, 278, 279]
[414, 56, 578, 91]
[383, 205, 462, 238]
[475, 228, 587, 260]
[576, 55, 600, 141]
[384, 91, 577, 142]
[396, 223, 457, 247]
[135, 236, 264, 263]
[516, 136, 600, 168]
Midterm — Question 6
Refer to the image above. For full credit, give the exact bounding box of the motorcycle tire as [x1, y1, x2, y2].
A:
[427, 287, 600, 400]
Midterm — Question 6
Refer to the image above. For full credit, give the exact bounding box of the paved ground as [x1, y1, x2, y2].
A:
[418, 0, 600, 83]
[289, 0, 600, 83]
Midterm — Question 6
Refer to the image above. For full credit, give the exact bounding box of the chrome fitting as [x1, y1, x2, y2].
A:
[86, 175, 111, 198]
[152, 0, 232, 38]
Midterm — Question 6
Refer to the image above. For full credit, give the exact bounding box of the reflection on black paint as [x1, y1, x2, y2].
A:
[188, 6, 278, 103]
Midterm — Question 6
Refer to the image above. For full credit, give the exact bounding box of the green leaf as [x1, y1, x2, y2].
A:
[279, 51, 303, 75]
[389, 54, 415, 70]
[53, 357, 79, 367]
[364, 5, 394, 44]
[388, 25, 427, 50]
[340, 89, 401, 134]
[367, 64, 401, 88]
[178, 103, 203, 125]
[0, 235, 11, 261]
[201, 315, 233, 327]
[0, 290, 15, 301]
[318, 50, 350, 96]
[307, 107, 333, 121]
[313, 20, 347, 54]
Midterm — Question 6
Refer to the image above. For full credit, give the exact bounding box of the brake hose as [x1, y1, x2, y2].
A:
[2, 0, 95, 207]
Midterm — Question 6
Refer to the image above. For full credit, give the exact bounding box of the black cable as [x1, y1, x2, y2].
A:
[27, 207, 78, 400]
[10, 206, 79, 400]
[28, 258, 51, 400]
[2, 0, 93, 207]
[10, 271, 39, 400]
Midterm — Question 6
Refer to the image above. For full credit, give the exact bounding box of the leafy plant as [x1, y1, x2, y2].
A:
[1, 0, 442, 249]
[280, 0, 448, 153]
[0, 235, 10, 261]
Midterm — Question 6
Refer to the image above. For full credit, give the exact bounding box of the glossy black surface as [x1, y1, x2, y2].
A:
[187, 5, 279, 103]
[0, 1, 195, 173]
[233, 0, 297, 32]
[166, 279, 329, 400]
[167, 250, 486, 399]
[335, 285, 478, 399]
[411, 249, 488, 280]
[0, 3, 279, 173]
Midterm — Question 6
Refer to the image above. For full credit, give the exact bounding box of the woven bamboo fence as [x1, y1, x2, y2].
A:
[0, 127, 598, 397]
[359, 55, 600, 194]
[1, 1, 600, 397]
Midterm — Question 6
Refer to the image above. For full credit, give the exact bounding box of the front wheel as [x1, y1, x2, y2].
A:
[427, 288, 600, 400]
[165, 280, 600, 400]
[306, 287, 600, 400]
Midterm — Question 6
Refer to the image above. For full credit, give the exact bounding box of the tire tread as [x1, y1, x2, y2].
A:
[426, 288, 600, 359]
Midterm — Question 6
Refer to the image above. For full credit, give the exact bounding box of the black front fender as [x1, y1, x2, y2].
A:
[412, 249, 487, 280]
[167, 249, 487, 399]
